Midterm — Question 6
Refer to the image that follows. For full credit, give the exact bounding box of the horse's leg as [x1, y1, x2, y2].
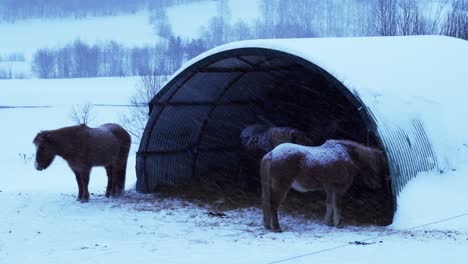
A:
[109, 165, 123, 198]
[80, 168, 91, 203]
[269, 183, 291, 232]
[323, 189, 334, 226]
[73, 170, 83, 201]
[260, 157, 271, 230]
[332, 190, 346, 228]
[109, 166, 118, 197]
[105, 166, 113, 198]
[114, 162, 127, 197]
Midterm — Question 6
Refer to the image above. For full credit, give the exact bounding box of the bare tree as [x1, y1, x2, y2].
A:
[369, 0, 448, 36]
[397, 0, 426, 35]
[370, 0, 398, 36]
[121, 73, 168, 142]
[32, 49, 56, 78]
[425, 0, 450, 34]
[231, 20, 253, 41]
[443, 0, 468, 39]
[70, 103, 95, 125]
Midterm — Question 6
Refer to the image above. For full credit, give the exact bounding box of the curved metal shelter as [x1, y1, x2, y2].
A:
[136, 36, 468, 209]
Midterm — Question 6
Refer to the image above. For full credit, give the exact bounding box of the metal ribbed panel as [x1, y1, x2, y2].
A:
[138, 105, 164, 153]
[170, 72, 240, 103]
[199, 105, 258, 149]
[145, 153, 193, 191]
[195, 150, 240, 179]
[135, 154, 147, 192]
[155, 75, 188, 103]
[146, 105, 210, 152]
[240, 55, 269, 65]
[136, 105, 165, 193]
[204, 57, 252, 70]
[376, 118, 439, 196]
[220, 71, 282, 102]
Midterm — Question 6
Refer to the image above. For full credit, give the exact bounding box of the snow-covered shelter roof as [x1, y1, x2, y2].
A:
[137, 36, 468, 210]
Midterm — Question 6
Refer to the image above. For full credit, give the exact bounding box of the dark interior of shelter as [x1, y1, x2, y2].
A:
[137, 50, 395, 226]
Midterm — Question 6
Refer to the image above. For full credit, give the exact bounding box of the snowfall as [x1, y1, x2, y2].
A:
[1, 1, 468, 263]
[0, 74, 467, 264]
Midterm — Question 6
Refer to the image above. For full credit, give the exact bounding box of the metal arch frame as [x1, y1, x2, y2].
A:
[150, 48, 371, 123]
[189, 72, 246, 179]
[140, 48, 388, 195]
[139, 71, 198, 192]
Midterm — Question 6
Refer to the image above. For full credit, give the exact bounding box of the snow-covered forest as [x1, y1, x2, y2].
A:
[0, 0, 466, 79]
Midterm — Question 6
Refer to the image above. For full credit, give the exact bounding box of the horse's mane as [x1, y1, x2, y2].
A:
[34, 124, 89, 147]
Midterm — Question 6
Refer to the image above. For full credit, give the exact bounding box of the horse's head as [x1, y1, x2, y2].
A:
[33, 131, 56, 171]
[349, 143, 388, 190]
[240, 124, 269, 147]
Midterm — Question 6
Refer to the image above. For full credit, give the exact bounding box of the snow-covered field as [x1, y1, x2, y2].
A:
[0, 12, 156, 56]
[0, 0, 260, 78]
[0, 13, 156, 78]
[1, 77, 468, 263]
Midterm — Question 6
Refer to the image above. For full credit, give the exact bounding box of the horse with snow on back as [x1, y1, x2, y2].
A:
[33, 123, 131, 202]
[261, 139, 387, 232]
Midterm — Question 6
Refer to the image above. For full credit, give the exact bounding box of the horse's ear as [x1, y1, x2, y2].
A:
[41, 131, 52, 143]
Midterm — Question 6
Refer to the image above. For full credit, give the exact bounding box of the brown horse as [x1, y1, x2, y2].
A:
[240, 124, 314, 158]
[33, 123, 131, 202]
[261, 140, 387, 232]
[239, 124, 315, 188]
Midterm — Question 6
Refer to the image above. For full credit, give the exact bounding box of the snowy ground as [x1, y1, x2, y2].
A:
[1, 77, 468, 263]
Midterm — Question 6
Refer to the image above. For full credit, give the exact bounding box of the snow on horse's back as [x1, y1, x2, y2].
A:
[260, 139, 387, 232]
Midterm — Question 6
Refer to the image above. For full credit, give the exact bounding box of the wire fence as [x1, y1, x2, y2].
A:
[268, 211, 468, 264]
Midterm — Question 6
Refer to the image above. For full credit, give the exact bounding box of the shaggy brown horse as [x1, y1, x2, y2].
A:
[261, 140, 387, 232]
[240, 124, 314, 158]
[239, 124, 315, 188]
[33, 123, 131, 202]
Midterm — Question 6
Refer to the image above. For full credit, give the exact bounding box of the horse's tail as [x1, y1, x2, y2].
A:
[260, 152, 272, 229]
[115, 127, 131, 196]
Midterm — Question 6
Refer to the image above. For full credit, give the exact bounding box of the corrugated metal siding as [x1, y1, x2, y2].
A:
[195, 150, 240, 179]
[154, 75, 189, 104]
[204, 57, 252, 70]
[137, 70, 252, 192]
[170, 72, 240, 103]
[374, 117, 440, 195]
[219, 72, 279, 102]
[199, 105, 258, 149]
[145, 153, 193, 190]
[146, 105, 210, 152]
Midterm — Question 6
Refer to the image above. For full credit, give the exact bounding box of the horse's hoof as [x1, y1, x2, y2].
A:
[76, 197, 82, 201]
[105, 193, 110, 198]
[80, 199, 89, 203]
[334, 223, 344, 229]
[272, 228, 283, 233]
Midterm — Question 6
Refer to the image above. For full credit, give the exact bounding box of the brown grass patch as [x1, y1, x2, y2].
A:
[151, 169, 395, 226]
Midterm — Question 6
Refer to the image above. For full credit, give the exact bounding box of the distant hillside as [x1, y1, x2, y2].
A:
[0, 0, 204, 22]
